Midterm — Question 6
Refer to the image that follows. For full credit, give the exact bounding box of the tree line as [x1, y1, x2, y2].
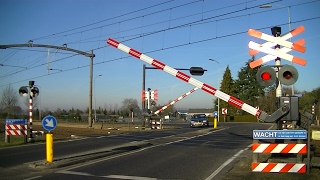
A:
[214, 56, 320, 116]
[1, 56, 319, 120]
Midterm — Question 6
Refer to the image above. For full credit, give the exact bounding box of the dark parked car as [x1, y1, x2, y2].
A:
[190, 114, 209, 127]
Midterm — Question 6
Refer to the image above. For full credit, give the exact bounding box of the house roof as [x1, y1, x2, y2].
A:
[188, 108, 214, 113]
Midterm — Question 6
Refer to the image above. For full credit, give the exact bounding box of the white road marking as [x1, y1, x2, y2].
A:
[205, 124, 274, 180]
[58, 170, 94, 177]
[104, 175, 157, 180]
[24, 176, 42, 180]
[205, 145, 251, 180]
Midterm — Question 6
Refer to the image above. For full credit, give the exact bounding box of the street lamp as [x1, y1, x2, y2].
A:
[208, 58, 220, 122]
[259, 4, 294, 96]
[94, 74, 102, 124]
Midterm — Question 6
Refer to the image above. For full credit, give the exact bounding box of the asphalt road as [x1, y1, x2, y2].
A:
[2, 122, 273, 180]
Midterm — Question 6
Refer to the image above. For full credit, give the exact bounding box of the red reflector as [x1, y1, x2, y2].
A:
[261, 72, 271, 81]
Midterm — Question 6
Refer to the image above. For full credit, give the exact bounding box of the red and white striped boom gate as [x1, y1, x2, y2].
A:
[252, 143, 307, 173]
[107, 38, 289, 122]
[154, 87, 198, 115]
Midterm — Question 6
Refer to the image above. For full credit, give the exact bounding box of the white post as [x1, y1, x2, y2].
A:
[94, 74, 102, 124]
[209, 59, 220, 122]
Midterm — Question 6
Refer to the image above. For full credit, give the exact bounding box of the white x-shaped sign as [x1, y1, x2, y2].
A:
[248, 26, 306, 68]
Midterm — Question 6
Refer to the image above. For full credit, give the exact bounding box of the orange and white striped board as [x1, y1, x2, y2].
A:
[247, 26, 306, 68]
[252, 143, 307, 154]
[5, 124, 27, 136]
[151, 89, 158, 101]
[142, 90, 149, 102]
[252, 162, 306, 173]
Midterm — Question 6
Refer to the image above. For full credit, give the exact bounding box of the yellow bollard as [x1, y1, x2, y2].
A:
[46, 133, 53, 163]
[214, 117, 217, 129]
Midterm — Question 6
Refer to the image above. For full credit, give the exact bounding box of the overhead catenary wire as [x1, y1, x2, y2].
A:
[0, 0, 319, 87]
[0, 15, 318, 88]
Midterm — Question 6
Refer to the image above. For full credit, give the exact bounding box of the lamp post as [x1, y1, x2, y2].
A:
[94, 74, 102, 124]
[259, 4, 294, 96]
[208, 59, 220, 122]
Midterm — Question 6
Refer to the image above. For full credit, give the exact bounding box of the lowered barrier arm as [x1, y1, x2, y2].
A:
[107, 38, 289, 123]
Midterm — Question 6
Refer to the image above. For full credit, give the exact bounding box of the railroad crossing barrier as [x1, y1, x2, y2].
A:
[252, 130, 307, 173]
[5, 119, 27, 143]
[149, 116, 162, 129]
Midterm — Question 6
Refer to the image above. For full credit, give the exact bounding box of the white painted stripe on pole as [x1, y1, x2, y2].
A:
[164, 66, 178, 76]
[188, 78, 204, 88]
[118, 44, 130, 53]
[141, 54, 153, 64]
[215, 90, 230, 103]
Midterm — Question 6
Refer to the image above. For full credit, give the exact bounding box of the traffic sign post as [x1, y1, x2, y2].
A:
[213, 111, 218, 128]
[42, 115, 57, 163]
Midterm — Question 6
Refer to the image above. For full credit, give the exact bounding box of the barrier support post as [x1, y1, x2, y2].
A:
[46, 133, 53, 163]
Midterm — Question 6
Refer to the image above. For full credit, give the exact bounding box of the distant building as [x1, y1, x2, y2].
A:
[188, 108, 214, 117]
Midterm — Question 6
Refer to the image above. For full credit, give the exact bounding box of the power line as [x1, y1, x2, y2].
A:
[31, 0, 176, 41]
[1, 15, 318, 88]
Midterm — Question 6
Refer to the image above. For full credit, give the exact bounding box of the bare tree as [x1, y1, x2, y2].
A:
[0, 84, 20, 115]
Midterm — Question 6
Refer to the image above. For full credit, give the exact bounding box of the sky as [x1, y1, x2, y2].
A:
[0, 0, 319, 112]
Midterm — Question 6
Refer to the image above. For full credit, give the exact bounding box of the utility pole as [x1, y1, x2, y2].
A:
[0, 43, 95, 128]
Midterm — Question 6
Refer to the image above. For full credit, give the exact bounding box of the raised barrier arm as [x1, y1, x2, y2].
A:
[154, 87, 198, 115]
[107, 38, 289, 122]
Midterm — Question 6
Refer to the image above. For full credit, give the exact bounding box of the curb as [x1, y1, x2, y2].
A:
[28, 141, 152, 169]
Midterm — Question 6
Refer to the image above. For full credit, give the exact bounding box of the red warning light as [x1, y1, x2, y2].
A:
[283, 71, 293, 80]
[261, 72, 271, 81]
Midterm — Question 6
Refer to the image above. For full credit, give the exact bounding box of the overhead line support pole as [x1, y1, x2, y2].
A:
[0, 43, 95, 127]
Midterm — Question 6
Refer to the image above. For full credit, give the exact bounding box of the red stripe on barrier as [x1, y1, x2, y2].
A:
[297, 165, 306, 173]
[228, 96, 244, 109]
[264, 144, 277, 153]
[282, 144, 295, 153]
[151, 59, 165, 70]
[201, 84, 216, 95]
[107, 38, 120, 48]
[251, 162, 259, 170]
[263, 163, 277, 172]
[129, 48, 142, 59]
[176, 71, 190, 83]
[279, 164, 295, 173]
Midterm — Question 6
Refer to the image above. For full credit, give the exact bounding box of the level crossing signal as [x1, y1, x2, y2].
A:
[256, 65, 299, 87]
[256, 66, 276, 87]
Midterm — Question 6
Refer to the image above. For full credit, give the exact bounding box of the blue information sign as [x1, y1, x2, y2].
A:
[213, 111, 218, 117]
[253, 130, 307, 139]
[5, 119, 27, 125]
[42, 115, 57, 131]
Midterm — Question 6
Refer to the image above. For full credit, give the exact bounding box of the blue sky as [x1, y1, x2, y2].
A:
[0, 0, 319, 112]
